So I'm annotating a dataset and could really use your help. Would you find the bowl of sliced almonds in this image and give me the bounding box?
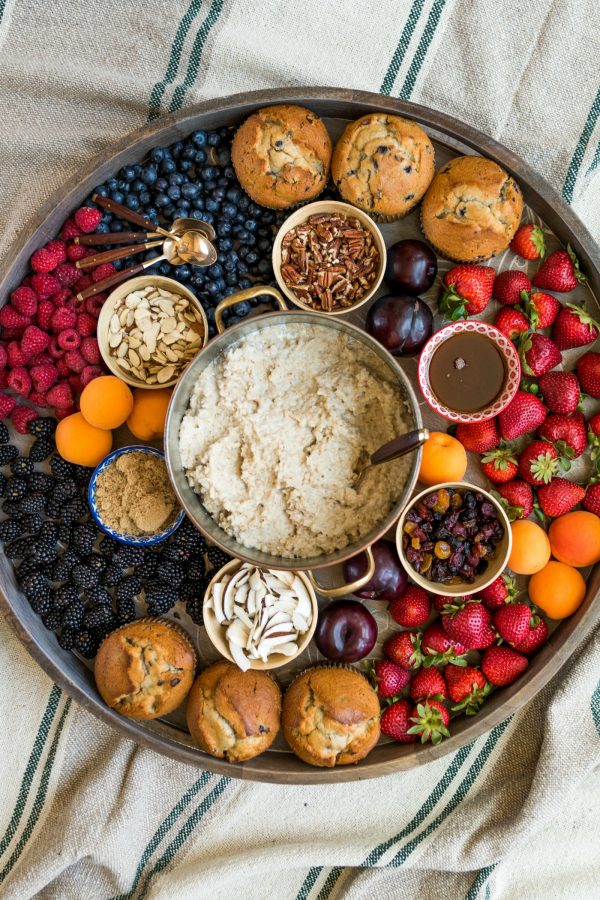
[203,559,318,671]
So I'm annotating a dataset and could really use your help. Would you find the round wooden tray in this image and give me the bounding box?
[2,87,600,784]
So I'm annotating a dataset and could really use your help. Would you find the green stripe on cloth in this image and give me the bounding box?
[315,867,344,900]
[563,86,600,203]
[465,864,497,900]
[586,142,600,176]
[399,0,448,99]
[169,0,225,113]
[0,697,72,883]
[296,866,322,900]
[0,685,62,860]
[591,680,600,736]
[148,0,205,120]
[379,0,426,95]
[0,1,5,22]
[112,771,214,900]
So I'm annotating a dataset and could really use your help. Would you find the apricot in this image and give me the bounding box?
[529,560,586,619]
[80,375,134,430]
[548,511,600,568]
[127,388,172,441]
[418,432,467,487]
[508,520,550,574]
[55,412,112,467]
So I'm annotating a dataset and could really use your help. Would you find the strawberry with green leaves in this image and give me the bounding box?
[522,290,561,329]
[498,390,547,440]
[421,622,468,667]
[407,699,451,745]
[494,602,533,644]
[482,646,528,686]
[519,332,562,377]
[537,477,585,517]
[494,307,529,341]
[587,412,600,462]
[446,664,491,715]
[380,699,417,743]
[371,659,412,700]
[455,419,499,453]
[538,411,587,459]
[383,631,422,670]
[475,572,517,610]
[533,245,586,292]
[510,224,546,260]
[493,270,532,305]
[481,445,519,484]
[576,351,600,398]
[409,667,447,703]
[517,440,562,485]
[552,304,599,349]
[440,265,495,319]
[538,371,581,415]
[495,479,534,520]
[511,610,548,655]
[441,600,495,650]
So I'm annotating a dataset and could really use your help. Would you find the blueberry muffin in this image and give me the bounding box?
[94,618,197,719]
[331,114,435,219]
[282,666,380,767]
[231,105,332,209]
[186,661,281,762]
[420,155,523,262]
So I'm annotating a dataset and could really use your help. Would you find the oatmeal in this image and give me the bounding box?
[179,323,413,558]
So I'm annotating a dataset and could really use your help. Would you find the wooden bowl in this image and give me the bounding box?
[396,482,512,596]
[97,275,208,389]
[271,200,386,315]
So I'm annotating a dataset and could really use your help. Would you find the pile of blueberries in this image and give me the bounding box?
[89,126,296,335]
[0,418,231,658]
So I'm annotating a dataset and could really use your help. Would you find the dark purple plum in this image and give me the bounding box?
[315,600,377,662]
[343,539,408,601]
[366,293,433,356]
[384,239,437,295]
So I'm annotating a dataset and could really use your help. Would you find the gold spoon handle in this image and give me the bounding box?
[75,240,163,270]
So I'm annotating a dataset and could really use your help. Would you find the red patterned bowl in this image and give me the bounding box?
[417,320,521,423]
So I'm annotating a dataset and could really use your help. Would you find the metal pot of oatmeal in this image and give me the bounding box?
[164,286,425,595]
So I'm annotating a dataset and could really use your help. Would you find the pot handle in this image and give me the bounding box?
[306,545,376,598]
[215,286,288,334]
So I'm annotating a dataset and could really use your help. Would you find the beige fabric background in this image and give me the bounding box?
[0,1,599,897]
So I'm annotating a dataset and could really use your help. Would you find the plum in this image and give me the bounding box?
[315,599,377,662]
[366,294,433,356]
[343,539,408,601]
[384,239,437,295]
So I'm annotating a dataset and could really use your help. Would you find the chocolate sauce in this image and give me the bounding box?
[429,332,506,412]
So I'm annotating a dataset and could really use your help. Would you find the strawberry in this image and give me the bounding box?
[583,483,600,516]
[442,601,495,650]
[533,245,586,292]
[493,307,529,341]
[538,411,587,459]
[498,390,547,440]
[522,291,561,330]
[552,304,599,349]
[407,699,450,745]
[10,286,38,317]
[380,699,417,743]
[588,412,600,462]
[475,572,517,610]
[517,440,561,485]
[455,419,499,453]
[409,667,447,703]
[576,352,600,398]
[511,611,548,655]
[388,585,431,628]
[371,659,411,699]
[74,207,103,234]
[496,479,534,520]
[537,477,585,517]
[480,446,518,484]
[0,392,16,418]
[11,405,38,434]
[446,664,491,715]
[421,622,468,667]
[482,646,528,685]
[494,602,532,643]
[440,265,495,319]
[20,325,51,361]
[493,270,531,306]
[510,224,546,260]
[383,631,422,670]
[519,332,561,377]
[537,371,580,415]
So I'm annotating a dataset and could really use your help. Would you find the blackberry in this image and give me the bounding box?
[52,550,80,582]
[42,610,62,632]
[28,417,57,437]
[185,558,205,582]
[0,445,19,466]
[61,601,85,630]
[19,493,46,514]
[44,497,62,519]
[115,575,142,602]
[1,500,24,517]
[50,480,77,504]
[88,553,108,574]
[73,630,97,658]
[61,497,88,523]
[87,585,113,607]
[116,597,136,624]
[173,519,207,553]
[112,545,145,568]
[83,606,116,630]
[72,564,100,589]
[72,523,99,555]
[10,457,34,477]
[28,472,55,493]
[206,546,231,570]
[156,559,184,587]
[0,518,25,542]
[135,554,158,579]
[52,585,80,609]
[0,422,9,442]
[33,538,59,565]
[180,580,199,603]
[50,455,75,480]
[5,537,34,559]
[99,536,120,557]
[104,563,125,586]
[57,628,76,651]
[0,472,6,497]
[5,477,29,502]
[29,437,55,462]
[57,523,74,546]
[73,465,94,486]
[161,543,193,563]
[40,521,58,542]
[18,557,50,578]
[185,596,203,626]
[21,571,51,604]
[21,513,44,535]
[30,592,52,615]
[145,584,178,615]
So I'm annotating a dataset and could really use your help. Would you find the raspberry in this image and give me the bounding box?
[45,240,67,265]
[50,288,72,308]
[11,287,38,317]
[74,207,103,233]
[0,305,30,330]
[66,243,90,262]
[50,308,77,332]
[80,365,103,387]
[0,392,17,418]
[80,337,101,364]
[91,263,116,283]
[31,273,60,299]
[30,363,58,392]
[0,372,8,388]
[76,312,96,336]
[48,337,65,359]
[11,405,38,434]
[7,367,32,397]
[84,295,105,318]
[0,346,6,370]
[56,405,76,420]
[21,326,51,361]
[64,349,85,372]
[54,263,80,288]
[46,381,73,409]
[31,247,59,273]
[35,300,55,331]
[68,374,83,394]
[28,352,53,367]
[56,357,70,377]
[7,341,25,368]
[57,329,81,351]
[29,390,50,407]
[61,218,82,239]
[74,275,92,293]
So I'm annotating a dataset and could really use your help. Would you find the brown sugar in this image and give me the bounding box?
[94,451,179,536]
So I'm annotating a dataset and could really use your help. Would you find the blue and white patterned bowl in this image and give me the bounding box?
[88,445,185,546]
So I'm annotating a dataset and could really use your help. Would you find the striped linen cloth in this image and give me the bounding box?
[1,1,600,897]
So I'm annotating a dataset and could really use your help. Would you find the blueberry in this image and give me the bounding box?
[167,185,181,201]
[161,158,176,174]
[182,145,196,160]
[169,172,184,186]
[122,166,136,182]
[246,250,259,265]
[96,222,110,234]
[191,200,205,213]
[180,160,192,173]
[202,212,214,224]
[111,220,123,232]
[245,218,258,232]
[257,258,271,275]
[107,177,119,191]
[142,166,158,184]
[203,165,218,180]
[181,182,199,199]
[125,195,140,210]
[155,193,169,208]
[192,130,207,147]
[163,204,176,218]
[178,265,191,280]
[212,186,226,202]
[194,149,207,165]
[222,203,237,219]
[158,262,171,275]
[144,207,158,220]
[131,179,145,192]
[208,263,224,279]
[171,141,184,157]
[95,185,109,197]
[224,166,236,181]
[110,191,125,204]
[219,237,233,251]
[156,177,168,191]
[205,198,219,213]
[238,195,250,210]
[139,191,151,205]
[236,229,250,242]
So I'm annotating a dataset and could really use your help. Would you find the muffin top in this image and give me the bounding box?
[231,105,332,209]
[94,619,196,720]
[421,155,523,262]
[282,666,381,767]
[331,114,435,217]
[186,661,281,763]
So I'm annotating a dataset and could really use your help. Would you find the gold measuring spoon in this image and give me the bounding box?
[352,428,430,490]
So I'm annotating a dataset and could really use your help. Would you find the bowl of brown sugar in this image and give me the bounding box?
[88,446,185,545]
